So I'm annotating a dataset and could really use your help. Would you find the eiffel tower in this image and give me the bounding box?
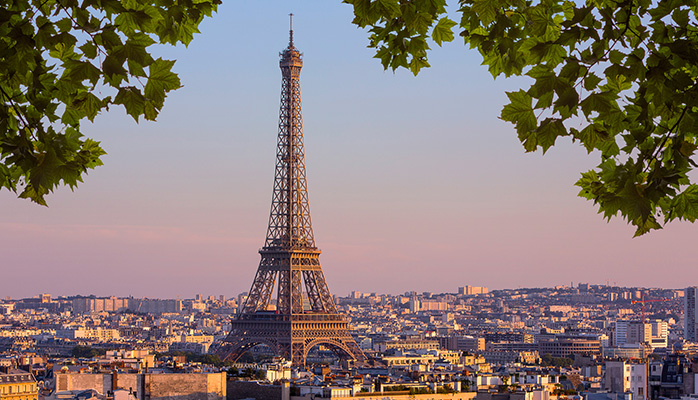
[215,16,365,366]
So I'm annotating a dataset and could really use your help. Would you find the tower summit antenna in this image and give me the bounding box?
[289,13,294,48]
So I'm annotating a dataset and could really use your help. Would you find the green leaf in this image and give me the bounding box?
[127,59,147,77]
[50,42,76,61]
[63,59,102,85]
[431,17,457,46]
[144,58,181,107]
[348,0,375,27]
[144,100,158,121]
[375,0,401,19]
[409,57,430,76]
[472,0,498,25]
[79,139,107,169]
[580,92,616,117]
[501,90,537,146]
[535,118,566,153]
[553,84,579,118]
[73,93,104,121]
[608,49,625,65]
[672,8,689,27]
[96,28,123,50]
[114,87,146,121]
[668,185,698,222]
[79,42,98,59]
[632,215,662,237]
[409,12,434,35]
[575,124,608,153]
[583,73,603,91]
[19,183,49,206]
[103,54,128,83]
[56,18,73,33]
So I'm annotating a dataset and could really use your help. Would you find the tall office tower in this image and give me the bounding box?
[213,17,365,366]
[614,320,629,346]
[685,287,698,342]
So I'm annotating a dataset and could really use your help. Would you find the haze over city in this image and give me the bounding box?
[1,1,696,299]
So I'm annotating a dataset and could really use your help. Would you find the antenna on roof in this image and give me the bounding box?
[289,13,294,48]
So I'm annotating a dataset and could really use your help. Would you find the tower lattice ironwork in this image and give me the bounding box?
[215,16,366,366]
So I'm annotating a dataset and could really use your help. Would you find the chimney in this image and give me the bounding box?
[112,370,118,392]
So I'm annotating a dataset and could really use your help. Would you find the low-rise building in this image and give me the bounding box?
[0,369,38,400]
[604,361,648,400]
[55,371,226,400]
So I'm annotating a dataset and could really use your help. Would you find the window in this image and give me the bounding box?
[639,387,644,396]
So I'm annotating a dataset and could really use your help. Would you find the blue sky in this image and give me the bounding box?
[1,1,696,299]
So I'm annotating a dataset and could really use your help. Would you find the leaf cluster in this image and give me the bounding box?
[346,0,456,74]
[71,344,106,358]
[345,0,698,235]
[0,0,220,204]
[540,353,573,366]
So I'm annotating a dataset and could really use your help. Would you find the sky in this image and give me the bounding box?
[1,1,697,300]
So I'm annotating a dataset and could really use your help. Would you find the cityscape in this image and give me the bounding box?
[3,3,698,400]
[1,285,698,400]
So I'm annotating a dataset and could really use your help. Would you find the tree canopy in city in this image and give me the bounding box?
[0,0,220,205]
[345,0,698,235]
[71,345,105,358]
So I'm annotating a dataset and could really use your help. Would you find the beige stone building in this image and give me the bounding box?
[55,372,226,400]
[0,369,37,400]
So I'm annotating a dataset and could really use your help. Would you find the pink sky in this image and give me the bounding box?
[2,2,697,299]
